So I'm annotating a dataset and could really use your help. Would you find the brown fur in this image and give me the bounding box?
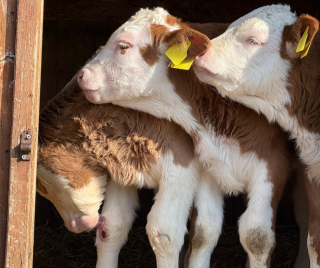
[140,15,214,66]
[140,44,159,65]
[280,15,320,266]
[281,15,320,133]
[38,78,194,189]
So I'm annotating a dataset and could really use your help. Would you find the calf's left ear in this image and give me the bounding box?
[165,25,211,59]
[283,14,319,59]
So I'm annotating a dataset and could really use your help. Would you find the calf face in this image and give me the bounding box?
[77,7,210,105]
[37,147,106,233]
[193,5,319,114]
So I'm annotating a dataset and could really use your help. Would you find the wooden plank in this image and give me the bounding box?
[2,0,44,267]
[0,0,17,267]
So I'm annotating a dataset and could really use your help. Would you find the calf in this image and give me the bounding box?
[37,76,201,268]
[77,8,296,267]
[193,4,320,267]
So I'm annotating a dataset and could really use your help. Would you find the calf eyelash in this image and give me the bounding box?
[249,38,262,45]
[119,42,130,49]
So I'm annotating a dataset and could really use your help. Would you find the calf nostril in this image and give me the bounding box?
[101,230,107,239]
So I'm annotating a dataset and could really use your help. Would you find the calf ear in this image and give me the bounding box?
[165,26,211,59]
[284,14,319,59]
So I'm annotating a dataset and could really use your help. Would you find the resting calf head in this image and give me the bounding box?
[194,5,319,117]
[37,86,107,233]
[77,7,210,105]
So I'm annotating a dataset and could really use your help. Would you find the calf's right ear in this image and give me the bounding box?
[283,14,319,59]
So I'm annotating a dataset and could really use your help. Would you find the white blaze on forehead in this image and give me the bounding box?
[107,7,180,46]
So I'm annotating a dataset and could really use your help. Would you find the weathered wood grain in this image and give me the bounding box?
[0,0,44,267]
[0,0,17,267]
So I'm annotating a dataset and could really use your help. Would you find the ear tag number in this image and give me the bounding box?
[296,26,309,53]
[165,41,191,65]
[171,59,194,70]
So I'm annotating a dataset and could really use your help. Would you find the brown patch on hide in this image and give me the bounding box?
[141,16,212,66]
[305,177,320,266]
[166,14,180,26]
[169,68,292,172]
[38,145,102,189]
[280,17,320,134]
[36,180,48,195]
[140,45,159,66]
[38,76,194,187]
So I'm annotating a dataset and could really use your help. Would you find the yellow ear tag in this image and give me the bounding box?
[301,41,312,58]
[296,26,309,53]
[165,40,191,65]
[171,59,194,70]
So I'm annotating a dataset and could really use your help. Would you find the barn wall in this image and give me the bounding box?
[37,0,320,226]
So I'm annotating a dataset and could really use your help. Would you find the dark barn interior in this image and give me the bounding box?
[34,0,320,267]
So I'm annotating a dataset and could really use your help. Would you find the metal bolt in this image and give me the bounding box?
[22,155,27,160]
[26,134,31,139]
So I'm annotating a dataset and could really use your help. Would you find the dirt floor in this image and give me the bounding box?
[33,223,300,268]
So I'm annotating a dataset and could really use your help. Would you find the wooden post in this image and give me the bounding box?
[0,0,44,267]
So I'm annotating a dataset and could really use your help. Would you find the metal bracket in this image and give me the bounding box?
[20,130,32,161]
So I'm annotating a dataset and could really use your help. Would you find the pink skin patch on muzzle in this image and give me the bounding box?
[96,215,109,242]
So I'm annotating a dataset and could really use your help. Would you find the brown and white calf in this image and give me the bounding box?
[77,8,297,267]
[193,4,320,267]
[37,76,201,268]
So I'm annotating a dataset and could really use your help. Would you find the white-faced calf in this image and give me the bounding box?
[193,4,320,267]
[78,7,298,268]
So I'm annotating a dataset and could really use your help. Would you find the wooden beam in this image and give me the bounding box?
[0,0,44,267]
[0,0,17,267]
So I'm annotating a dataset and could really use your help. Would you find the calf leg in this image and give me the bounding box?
[293,170,310,268]
[146,160,197,268]
[186,173,224,268]
[95,180,139,268]
[305,176,320,268]
[239,174,285,268]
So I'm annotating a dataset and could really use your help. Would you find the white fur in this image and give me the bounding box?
[146,152,199,268]
[96,180,139,268]
[37,165,107,221]
[308,233,320,268]
[78,7,283,267]
[187,171,224,268]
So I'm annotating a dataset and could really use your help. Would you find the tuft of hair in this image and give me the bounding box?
[124,7,169,31]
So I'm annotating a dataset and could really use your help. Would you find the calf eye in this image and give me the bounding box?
[249,38,262,45]
[119,42,130,49]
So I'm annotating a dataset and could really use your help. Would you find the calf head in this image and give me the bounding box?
[77,7,210,105]
[37,145,106,233]
[194,5,319,111]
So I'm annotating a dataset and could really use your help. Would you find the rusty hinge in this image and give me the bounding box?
[20,130,32,161]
